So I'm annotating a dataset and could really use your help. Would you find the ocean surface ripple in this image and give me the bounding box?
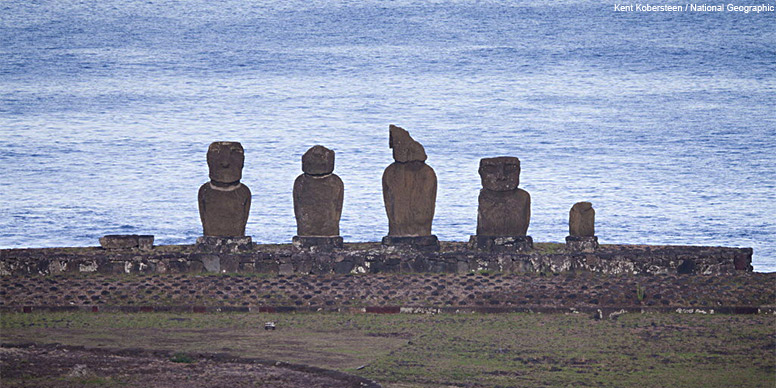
[1,0,774,271]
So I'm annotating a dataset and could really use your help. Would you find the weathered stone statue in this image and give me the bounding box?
[566,202,598,251]
[569,202,595,237]
[382,125,438,250]
[198,142,251,237]
[469,156,533,252]
[292,145,344,249]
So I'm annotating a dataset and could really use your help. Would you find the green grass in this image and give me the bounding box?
[533,242,565,254]
[169,352,195,363]
[2,312,774,387]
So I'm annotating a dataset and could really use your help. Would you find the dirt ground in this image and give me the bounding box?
[1,271,774,387]
[2,311,774,387]
[0,343,379,388]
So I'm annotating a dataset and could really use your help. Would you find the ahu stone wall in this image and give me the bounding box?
[0,241,753,277]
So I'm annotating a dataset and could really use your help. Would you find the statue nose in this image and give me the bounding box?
[220,160,230,168]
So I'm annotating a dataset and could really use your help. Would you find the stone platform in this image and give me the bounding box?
[0,272,773,314]
[0,241,753,277]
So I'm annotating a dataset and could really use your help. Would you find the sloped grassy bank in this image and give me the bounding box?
[1,311,774,387]
[2,264,773,387]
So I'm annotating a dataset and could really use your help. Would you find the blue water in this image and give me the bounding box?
[1,1,774,271]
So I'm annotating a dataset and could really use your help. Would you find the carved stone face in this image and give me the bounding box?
[207,142,244,183]
[302,145,335,175]
[479,157,520,191]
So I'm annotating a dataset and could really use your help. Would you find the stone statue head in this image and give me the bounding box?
[571,201,593,214]
[479,156,520,191]
[302,145,335,175]
[389,124,427,163]
[207,142,244,183]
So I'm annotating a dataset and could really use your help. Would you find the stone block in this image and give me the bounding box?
[220,255,240,273]
[99,235,154,250]
[334,260,354,274]
[456,260,471,273]
[238,261,256,272]
[97,260,126,275]
[312,254,335,274]
[278,263,294,275]
[677,259,696,274]
[381,235,440,251]
[187,260,204,273]
[292,236,343,250]
[565,236,599,252]
[469,235,533,252]
[195,255,220,272]
[167,260,189,273]
[195,236,253,253]
[255,261,279,274]
[733,248,753,271]
[295,256,313,274]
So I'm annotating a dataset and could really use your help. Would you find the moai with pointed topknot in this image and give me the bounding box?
[292,145,344,249]
[197,142,252,252]
[381,125,439,250]
[469,156,533,252]
[566,202,598,252]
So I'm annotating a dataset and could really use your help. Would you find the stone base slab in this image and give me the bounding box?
[0,241,754,276]
[292,236,343,250]
[566,236,599,252]
[469,235,533,252]
[381,235,439,251]
[99,235,154,250]
[195,236,253,253]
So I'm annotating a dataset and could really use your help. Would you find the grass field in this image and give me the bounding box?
[2,311,774,387]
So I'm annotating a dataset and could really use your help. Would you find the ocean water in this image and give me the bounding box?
[1,0,774,271]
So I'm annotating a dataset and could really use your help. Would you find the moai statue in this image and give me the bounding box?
[197,142,252,252]
[566,202,598,252]
[469,156,533,252]
[381,125,439,250]
[292,145,344,249]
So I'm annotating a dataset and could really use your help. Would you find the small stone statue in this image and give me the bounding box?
[566,202,598,251]
[569,202,595,237]
[198,142,251,237]
[470,156,532,251]
[382,125,438,250]
[292,145,344,249]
